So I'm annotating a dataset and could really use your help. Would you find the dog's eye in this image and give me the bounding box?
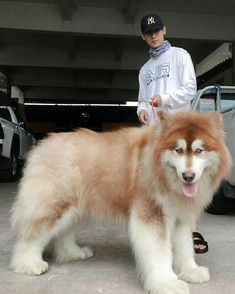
[195,148,203,154]
[175,148,183,154]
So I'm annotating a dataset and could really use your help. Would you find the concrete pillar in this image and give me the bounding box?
[11,86,25,119]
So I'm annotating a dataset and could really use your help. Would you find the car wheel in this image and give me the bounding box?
[206,186,230,215]
[2,150,19,182]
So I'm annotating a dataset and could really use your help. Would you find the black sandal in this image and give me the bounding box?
[192,232,208,254]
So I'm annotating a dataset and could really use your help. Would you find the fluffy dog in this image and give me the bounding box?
[11,111,231,294]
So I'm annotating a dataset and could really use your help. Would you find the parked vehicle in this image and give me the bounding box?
[0,121,4,158]
[192,85,235,214]
[0,106,35,181]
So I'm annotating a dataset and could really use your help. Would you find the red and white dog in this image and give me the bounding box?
[11,111,231,294]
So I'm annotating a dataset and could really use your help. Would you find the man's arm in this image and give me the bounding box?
[137,69,149,124]
[160,52,197,108]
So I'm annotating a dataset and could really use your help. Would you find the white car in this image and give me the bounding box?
[0,123,3,159]
[192,85,235,214]
[0,106,35,181]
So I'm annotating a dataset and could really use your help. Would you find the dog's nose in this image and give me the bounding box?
[182,172,195,182]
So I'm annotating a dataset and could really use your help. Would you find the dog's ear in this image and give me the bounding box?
[157,110,168,122]
[209,111,224,138]
[155,111,171,134]
[158,110,171,126]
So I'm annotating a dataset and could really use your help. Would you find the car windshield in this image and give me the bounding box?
[0,108,12,122]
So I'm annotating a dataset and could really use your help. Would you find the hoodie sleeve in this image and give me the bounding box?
[161,51,197,108]
[137,68,148,115]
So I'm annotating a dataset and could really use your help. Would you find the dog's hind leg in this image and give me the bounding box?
[11,233,51,276]
[11,205,84,275]
[53,225,94,263]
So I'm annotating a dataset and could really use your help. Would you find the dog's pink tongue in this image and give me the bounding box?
[182,183,197,198]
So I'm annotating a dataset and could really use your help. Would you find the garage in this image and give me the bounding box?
[0,1,235,293]
[0,0,234,135]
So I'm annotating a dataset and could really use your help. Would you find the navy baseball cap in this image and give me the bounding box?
[141,14,164,33]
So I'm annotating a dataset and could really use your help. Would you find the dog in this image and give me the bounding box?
[10,111,231,294]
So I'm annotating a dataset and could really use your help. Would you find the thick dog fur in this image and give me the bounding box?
[10,111,231,294]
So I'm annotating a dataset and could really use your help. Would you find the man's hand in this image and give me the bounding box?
[138,110,149,125]
[150,95,162,107]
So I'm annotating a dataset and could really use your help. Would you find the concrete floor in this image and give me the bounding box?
[0,181,235,294]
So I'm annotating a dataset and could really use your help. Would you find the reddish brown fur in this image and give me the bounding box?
[11,111,231,242]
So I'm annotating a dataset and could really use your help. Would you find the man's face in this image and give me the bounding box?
[142,26,166,48]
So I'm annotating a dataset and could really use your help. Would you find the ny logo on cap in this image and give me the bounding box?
[147,17,155,25]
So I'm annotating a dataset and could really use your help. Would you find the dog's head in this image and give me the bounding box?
[153,111,231,199]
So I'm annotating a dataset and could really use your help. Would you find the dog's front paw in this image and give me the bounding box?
[179,266,209,283]
[149,280,189,294]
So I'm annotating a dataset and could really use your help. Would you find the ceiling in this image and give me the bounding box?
[0,0,235,104]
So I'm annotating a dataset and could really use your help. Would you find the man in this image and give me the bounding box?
[137,13,208,254]
[137,13,196,124]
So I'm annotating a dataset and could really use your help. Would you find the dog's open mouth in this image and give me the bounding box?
[182,183,198,198]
